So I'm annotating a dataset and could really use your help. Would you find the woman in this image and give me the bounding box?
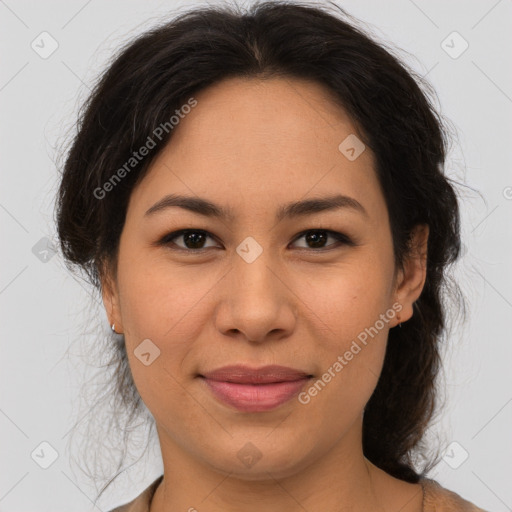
[55,1,488,510]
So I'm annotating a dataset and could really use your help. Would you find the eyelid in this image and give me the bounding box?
[291,229,354,248]
[158,229,220,251]
[157,228,355,252]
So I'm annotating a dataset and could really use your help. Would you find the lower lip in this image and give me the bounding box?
[200,377,311,412]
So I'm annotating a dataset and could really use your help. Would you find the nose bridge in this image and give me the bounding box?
[232,234,280,304]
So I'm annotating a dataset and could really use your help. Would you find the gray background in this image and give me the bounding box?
[1,0,511,510]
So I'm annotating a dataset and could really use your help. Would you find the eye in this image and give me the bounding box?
[159,229,220,251]
[158,228,354,252]
[290,229,354,250]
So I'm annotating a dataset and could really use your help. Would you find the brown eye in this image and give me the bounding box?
[291,229,354,250]
[158,228,354,253]
[160,230,219,251]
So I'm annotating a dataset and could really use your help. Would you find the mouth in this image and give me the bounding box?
[198,364,314,412]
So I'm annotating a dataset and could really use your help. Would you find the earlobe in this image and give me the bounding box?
[393,224,429,325]
[100,272,123,333]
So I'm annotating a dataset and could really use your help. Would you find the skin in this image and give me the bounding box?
[102,76,429,512]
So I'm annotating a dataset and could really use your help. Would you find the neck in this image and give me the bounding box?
[149,418,407,512]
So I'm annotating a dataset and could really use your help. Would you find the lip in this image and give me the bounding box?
[201,364,311,383]
[199,365,313,412]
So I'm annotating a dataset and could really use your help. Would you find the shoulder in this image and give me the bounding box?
[107,475,163,512]
[420,477,489,511]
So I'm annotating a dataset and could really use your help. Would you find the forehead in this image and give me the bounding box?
[128,76,384,226]
[168,76,364,164]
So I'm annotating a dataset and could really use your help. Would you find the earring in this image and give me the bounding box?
[111,323,116,333]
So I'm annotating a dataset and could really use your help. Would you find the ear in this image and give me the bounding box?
[392,224,429,326]
[100,265,123,334]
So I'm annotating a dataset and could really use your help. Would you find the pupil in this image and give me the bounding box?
[307,231,327,248]
[185,232,205,248]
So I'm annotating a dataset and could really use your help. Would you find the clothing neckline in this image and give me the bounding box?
[145,474,431,511]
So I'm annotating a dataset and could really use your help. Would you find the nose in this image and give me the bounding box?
[213,247,297,344]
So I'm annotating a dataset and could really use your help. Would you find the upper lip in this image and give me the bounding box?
[200,365,312,384]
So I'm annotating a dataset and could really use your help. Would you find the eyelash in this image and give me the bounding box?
[157,228,355,253]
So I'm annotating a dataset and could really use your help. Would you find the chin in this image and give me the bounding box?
[201,437,315,481]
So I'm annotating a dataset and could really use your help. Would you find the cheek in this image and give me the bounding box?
[292,257,394,341]
[117,257,205,423]
[297,284,391,428]
[291,258,393,396]
[117,252,218,348]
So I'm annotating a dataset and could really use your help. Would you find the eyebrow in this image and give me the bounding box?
[144,193,368,222]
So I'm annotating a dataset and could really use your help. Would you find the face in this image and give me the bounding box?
[102,77,428,480]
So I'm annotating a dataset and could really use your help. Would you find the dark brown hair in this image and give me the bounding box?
[55,0,465,501]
